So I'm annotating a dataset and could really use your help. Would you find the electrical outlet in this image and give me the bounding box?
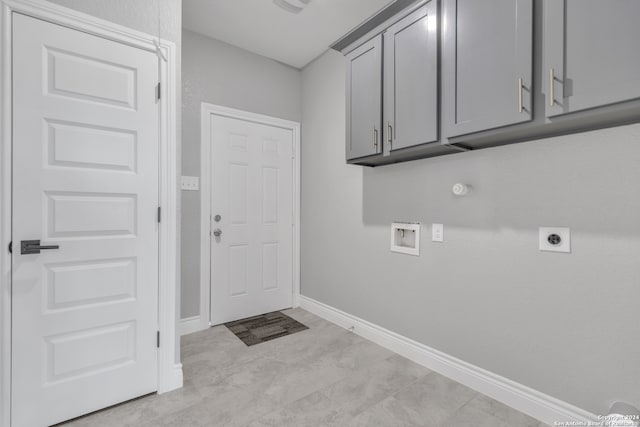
[181,176,199,191]
[539,227,570,253]
[432,223,444,242]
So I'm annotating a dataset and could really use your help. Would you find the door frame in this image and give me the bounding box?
[0,1,181,425]
[198,103,301,331]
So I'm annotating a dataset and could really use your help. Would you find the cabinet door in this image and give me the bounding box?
[346,35,382,160]
[443,0,533,138]
[383,2,438,153]
[544,0,640,117]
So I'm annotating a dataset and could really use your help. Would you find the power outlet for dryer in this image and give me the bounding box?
[539,227,570,253]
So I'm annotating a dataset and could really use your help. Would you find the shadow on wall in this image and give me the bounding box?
[362,123,640,236]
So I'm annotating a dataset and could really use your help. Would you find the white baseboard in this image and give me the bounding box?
[299,295,598,426]
[179,315,206,336]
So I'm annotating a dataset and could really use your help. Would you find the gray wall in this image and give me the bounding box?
[45,0,183,362]
[301,50,640,415]
[181,30,302,318]
[46,0,181,44]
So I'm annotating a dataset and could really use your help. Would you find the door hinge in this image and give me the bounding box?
[155,82,161,101]
[157,331,160,348]
[8,241,12,254]
[157,207,161,223]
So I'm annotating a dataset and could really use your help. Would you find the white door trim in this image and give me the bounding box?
[198,103,301,333]
[0,1,181,425]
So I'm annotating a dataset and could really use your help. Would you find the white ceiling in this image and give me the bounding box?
[183,0,393,69]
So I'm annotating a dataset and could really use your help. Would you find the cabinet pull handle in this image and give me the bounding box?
[373,127,378,150]
[387,122,393,147]
[518,78,524,113]
[549,68,555,107]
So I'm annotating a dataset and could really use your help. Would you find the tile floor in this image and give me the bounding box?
[63,308,547,427]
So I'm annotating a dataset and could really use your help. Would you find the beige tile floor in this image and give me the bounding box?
[63,308,547,427]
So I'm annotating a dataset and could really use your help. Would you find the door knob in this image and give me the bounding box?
[213,228,222,237]
[21,240,60,255]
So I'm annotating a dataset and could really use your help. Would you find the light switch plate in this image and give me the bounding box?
[539,227,570,253]
[432,223,444,242]
[181,176,199,191]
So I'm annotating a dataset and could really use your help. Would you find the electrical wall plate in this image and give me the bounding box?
[432,223,444,242]
[390,222,420,256]
[539,227,571,253]
[181,176,200,191]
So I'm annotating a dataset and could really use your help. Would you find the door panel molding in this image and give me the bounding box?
[198,103,301,333]
[0,1,180,425]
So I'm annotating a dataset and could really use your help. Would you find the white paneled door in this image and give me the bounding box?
[209,115,294,325]
[11,14,159,426]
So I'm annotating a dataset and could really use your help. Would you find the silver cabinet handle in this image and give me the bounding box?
[373,128,378,150]
[387,122,393,147]
[518,78,524,113]
[213,228,222,237]
[549,68,555,107]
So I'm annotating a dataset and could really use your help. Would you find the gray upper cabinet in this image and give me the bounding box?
[544,0,640,117]
[345,1,447,164]
[443,0,533,138]
[336,0,640,165]
[346,35,382,160]
[383,3,438,153]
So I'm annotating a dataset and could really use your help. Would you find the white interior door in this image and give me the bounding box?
[209,114,294,325]
[11,13,160,426]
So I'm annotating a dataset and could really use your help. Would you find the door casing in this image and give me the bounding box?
[0,1,181,426]
[197,103,301,334]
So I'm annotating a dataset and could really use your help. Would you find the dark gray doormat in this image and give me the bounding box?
[225,311,309,346]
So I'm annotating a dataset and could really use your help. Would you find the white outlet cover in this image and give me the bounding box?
[432,223,444,242]
[181,176,200,191]
[539,227,570,253]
